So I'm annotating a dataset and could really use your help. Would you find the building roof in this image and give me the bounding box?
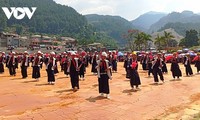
[43,36,52,40]
[61,37,76,42]
[32,39,40,42]
[31,35,41,38]
[20,36,28,40]
[0,32,19,37]
[88,43,102,46]
[41,40,52,43]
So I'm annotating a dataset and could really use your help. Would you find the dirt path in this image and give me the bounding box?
[1,62,200,120]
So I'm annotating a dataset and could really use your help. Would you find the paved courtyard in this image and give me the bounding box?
[1,62,200,120]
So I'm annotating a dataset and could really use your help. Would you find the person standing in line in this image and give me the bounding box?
[193,53,200,74]
[129,53,141,90]
[161,53,168,74]
[112,51,118,73]
[46,52,56,85]
[171,52,182,80]
[53,53,59,75]
[32,51,43,81]
[124,53,132,79]
[91,52,98,74]
[85,52,89,67]
[88,52,92,65]
[0,52,6,74]
[147,53,153,77]
[96,52,112,99]
[78,56,86,80]
[62,52,69,77]
[183,53,193,76]
[20,51,29,79]
[67,52,80,92]
[152,53,164,84]
[59,53,64,72]
[7,52,18,76]
[140,53,148,70]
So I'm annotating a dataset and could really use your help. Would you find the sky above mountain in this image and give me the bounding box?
[54,0,200,21]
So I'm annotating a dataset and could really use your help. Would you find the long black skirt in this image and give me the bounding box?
[63,63,69,75]
[112,61,117,71]
[171,63,182,78]
[195,61,200,72]
[70,73,79,89]
[47,70,55,82]
[0,63,4,73]
[162,63,168,73]
[98,74,110,94]
[91,63,97,73]
[130,69,141,87]
[32,66,40,79]
[126,68,131,78]
[54,66,59,74]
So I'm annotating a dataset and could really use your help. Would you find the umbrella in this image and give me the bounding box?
[117,52,123,56]
[165,55,173,61]
[192,56,199,62]
[183,48,189,52]
[188,52,196,56]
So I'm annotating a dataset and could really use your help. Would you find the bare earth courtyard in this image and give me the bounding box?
[1,62,200,120]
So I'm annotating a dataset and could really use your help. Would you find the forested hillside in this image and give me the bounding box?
[131,11,166,32]
[159,22,200,36]
[149,11,200,33]
[0,0,87,37]
[85,14,134,45]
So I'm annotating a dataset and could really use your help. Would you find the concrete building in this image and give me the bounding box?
[19,36,30,47]
[0,32,8,47]
[61,37,77,48]
[0,32,19,47]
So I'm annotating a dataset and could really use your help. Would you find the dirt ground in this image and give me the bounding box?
[1,62,200,120]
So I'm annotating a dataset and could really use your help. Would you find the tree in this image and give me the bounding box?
[154,35,165,52]
[168,39,178,47]
[0,0,87,37]
[124,29,140,51]
[179,38,186,47]
[124,30,152,51]
[179,29,199,47]
[163,31,174,48]
[141,32,152,51]
[0,15,7,31]
[164,31,174,48]
[16,25,23,35]
[134,33,143,50]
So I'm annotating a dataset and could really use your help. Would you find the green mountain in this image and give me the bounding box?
[0,0,87,37]
[159,22,200,36]
[131,11,166,32]
[85,14,134,45]
[149,11,200,33]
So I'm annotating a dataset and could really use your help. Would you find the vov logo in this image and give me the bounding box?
[2,7,37,20]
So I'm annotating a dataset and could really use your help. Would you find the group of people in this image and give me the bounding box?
[124,51,200,89]
[0,50,118,99]
[1,50,200,99]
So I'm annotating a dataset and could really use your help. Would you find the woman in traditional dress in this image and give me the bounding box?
[46,52,56,85]
[0,52,5,74]
[183,53,193,76]
[171,52,182,79]
[129,53,141,90]
[193,53,200,74]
